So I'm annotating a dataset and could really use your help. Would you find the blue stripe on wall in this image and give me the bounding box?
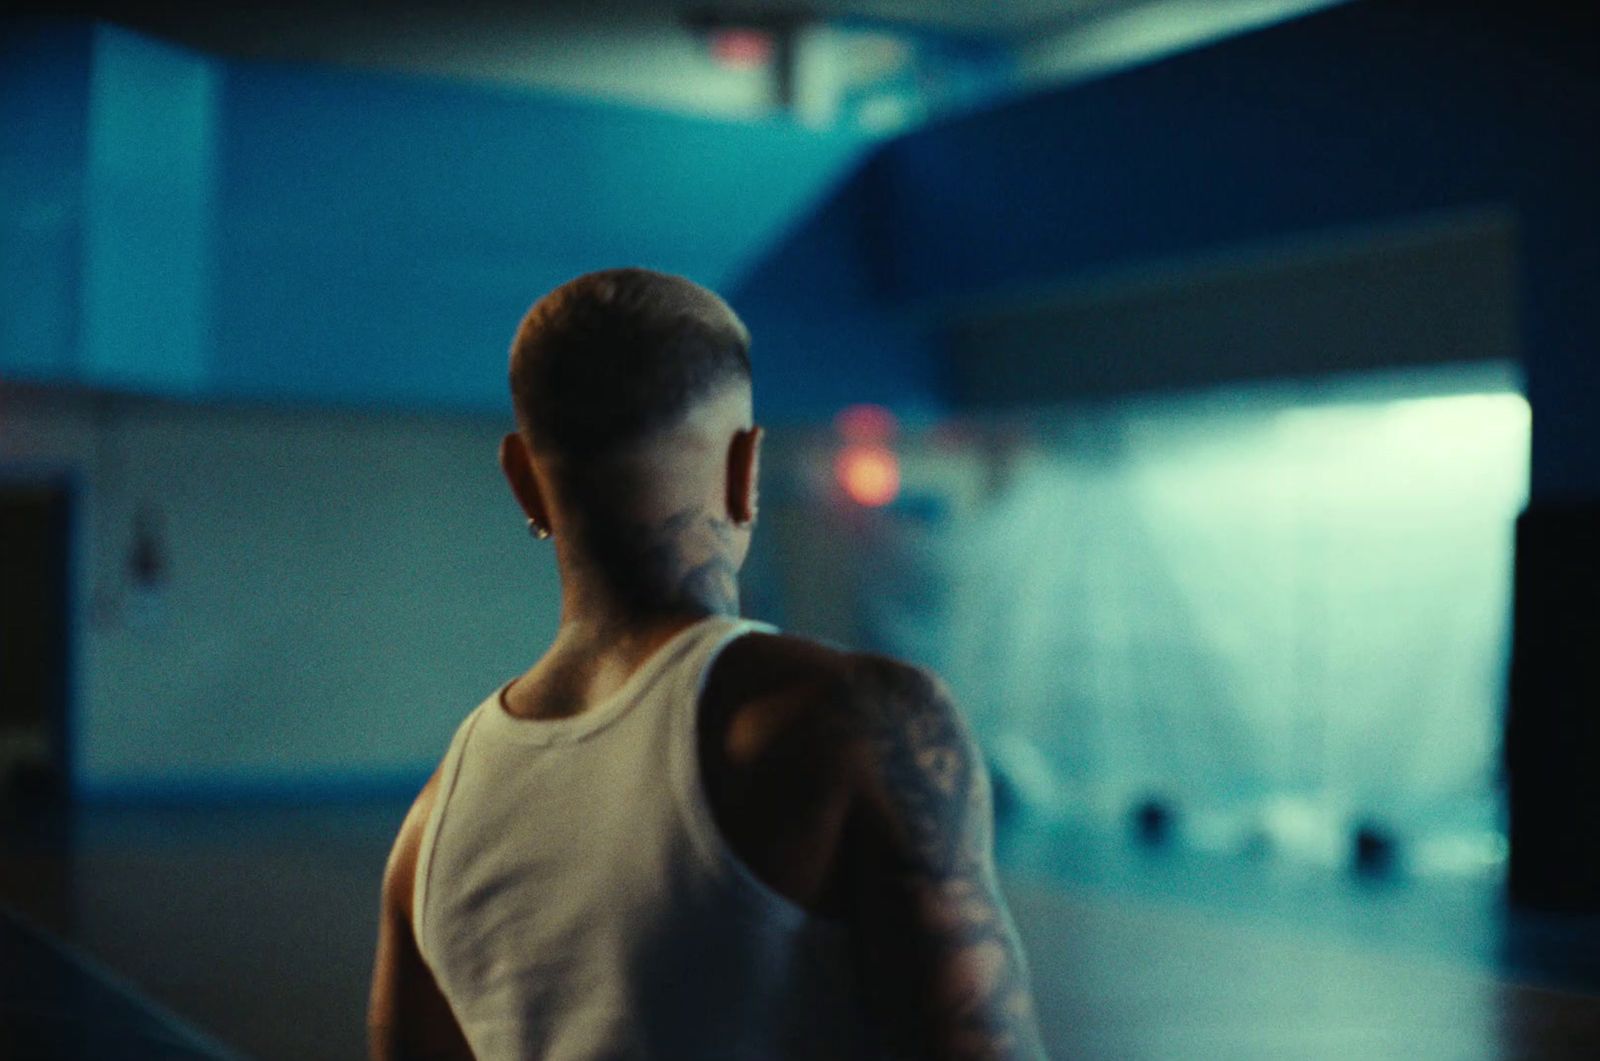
[76,765,437,805]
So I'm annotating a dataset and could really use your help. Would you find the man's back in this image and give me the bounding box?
[372,618,1044,1059]
[411,617,875,1060]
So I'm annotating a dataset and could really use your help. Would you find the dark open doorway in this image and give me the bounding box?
[0,479,73,809]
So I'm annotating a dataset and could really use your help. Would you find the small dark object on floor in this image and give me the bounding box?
[1352,820,1398,877]
[1132,797,1175,846]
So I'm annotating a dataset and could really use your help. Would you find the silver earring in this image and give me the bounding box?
[527,518,551,540]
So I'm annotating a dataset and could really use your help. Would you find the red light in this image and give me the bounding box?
[836,445,900,508]
[834,403,898,444]
[711,29,774,70]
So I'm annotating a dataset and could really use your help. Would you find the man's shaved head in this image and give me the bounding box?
[510,268,752,459]
[501,268,762,620]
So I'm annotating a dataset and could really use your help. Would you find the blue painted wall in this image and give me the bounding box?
[730,155,949,422]
[210,59,870,411]
[0,21,92,380]
[1,20,874,417]
[80,27,218,395]
[872,6,1521,304]
[10,8,1594,471]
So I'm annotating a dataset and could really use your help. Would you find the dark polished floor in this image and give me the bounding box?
[1,907,238,1059]
[3,798,1599,1060]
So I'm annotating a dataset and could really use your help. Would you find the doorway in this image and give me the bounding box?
[0,479,73,807]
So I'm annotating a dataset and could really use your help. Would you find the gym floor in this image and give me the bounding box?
[3,800,1599,1060]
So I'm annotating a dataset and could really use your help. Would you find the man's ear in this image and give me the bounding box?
[499,432,551,532]
[727,425,763,527]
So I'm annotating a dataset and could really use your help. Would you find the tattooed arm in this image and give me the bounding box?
[844,657,1047,1060]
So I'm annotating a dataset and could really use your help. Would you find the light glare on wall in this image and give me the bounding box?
[836,445,901,507]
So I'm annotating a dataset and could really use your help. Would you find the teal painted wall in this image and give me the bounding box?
[81,27,218,395]
[1,20,877,417]
[209,57,871,411]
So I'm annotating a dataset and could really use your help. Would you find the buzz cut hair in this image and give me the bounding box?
[509,268,752,459]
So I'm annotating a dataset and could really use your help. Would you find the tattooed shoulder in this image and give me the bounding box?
[847,655,992,880]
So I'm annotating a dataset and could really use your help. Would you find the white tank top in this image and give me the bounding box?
[413,616,879,1060]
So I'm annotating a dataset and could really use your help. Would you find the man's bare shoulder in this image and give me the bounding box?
[711,631,956,747]
[370,762,474,1060]
[381,764,447,923]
